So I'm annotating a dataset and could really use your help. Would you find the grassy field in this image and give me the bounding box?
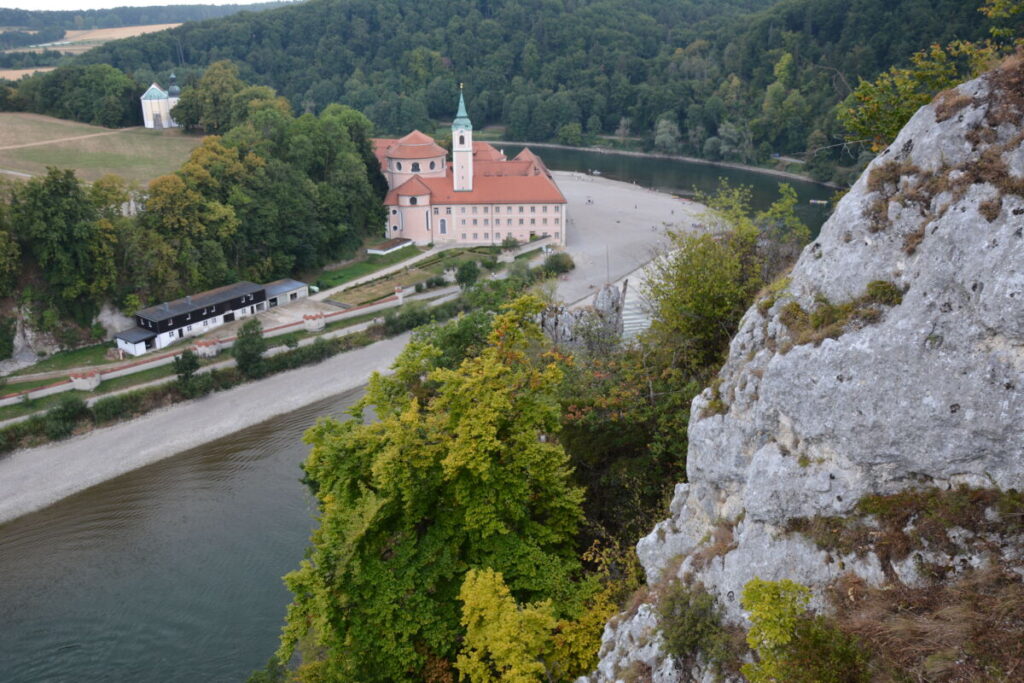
[0,113,203,184]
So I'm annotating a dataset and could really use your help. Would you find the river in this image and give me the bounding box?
[499,144,835,231]
[0,149,835,683]
[0,389,362,683]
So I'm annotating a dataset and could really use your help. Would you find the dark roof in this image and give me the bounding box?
[137,281,263,322]
[115,327,157,344]
[264,278,307,298]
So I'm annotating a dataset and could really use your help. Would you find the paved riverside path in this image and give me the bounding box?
[0,332,412,525]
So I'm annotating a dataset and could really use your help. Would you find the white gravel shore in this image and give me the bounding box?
[0,333,410,525]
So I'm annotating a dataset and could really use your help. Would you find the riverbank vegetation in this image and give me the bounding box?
[265,182,808,681]
[0,253,570,455]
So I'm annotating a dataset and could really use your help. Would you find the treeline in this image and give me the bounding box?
[66,0,993,183]
[0,27,64,50]
[0,64,384,341]
[0,50,66,70]
[0,64,142,127]
[0,3,292,31]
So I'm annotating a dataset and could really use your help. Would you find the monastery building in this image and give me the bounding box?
[374,92,566,246]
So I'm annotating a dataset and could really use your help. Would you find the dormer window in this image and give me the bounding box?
[411,162,420,172]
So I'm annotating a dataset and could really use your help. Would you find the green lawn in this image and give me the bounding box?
[10,342,114,376]
[1,376,69,395]
[93,364,175,394]
[0,390,89,422]
[316,245,424,289]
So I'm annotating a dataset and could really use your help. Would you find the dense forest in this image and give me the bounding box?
[59,0,995,183]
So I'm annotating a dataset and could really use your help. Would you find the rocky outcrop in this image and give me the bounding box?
[541,281,626,346]
[589,59,1024,681]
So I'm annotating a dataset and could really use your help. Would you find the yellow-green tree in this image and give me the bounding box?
[456,568,556,682]
[279,296,584,681]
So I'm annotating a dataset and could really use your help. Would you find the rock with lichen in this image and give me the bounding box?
[586,58,1024,681]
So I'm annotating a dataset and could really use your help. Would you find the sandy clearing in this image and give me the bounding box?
[0,333,410,526]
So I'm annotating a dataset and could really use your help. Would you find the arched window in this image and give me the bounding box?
[411,162,420,172]
[440,219,447,234]
[409,197,418,205]
[459,135,465,145]
[429,160,436,170]
[396,162,403,171]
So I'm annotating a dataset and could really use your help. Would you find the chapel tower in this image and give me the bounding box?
[452,87,473,192]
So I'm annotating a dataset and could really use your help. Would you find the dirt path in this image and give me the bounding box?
[0,129,130,152]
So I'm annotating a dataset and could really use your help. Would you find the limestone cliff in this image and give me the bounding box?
[589,59,1024,681]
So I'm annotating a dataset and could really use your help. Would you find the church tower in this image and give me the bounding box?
[452,87,473,192]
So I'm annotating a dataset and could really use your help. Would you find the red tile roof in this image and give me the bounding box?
[384,130,447,160]
[385,170,565,205]
[376,135,564,206]
[473,141,505,161]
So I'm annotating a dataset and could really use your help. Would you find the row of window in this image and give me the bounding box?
[460,217,557,226]
[393,160,438,172]
[432,204,556,215]
[459,231,560,240]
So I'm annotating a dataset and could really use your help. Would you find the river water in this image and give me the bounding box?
[0,150,835,683]
[0,389,362,683]
[499,144,835,231]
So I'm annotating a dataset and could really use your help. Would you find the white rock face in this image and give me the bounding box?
[588,64,1024,681]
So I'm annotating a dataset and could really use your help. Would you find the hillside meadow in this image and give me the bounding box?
[0,112,202,184]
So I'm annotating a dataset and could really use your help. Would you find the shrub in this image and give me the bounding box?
[543,252,575,275]
[501,235,520,250]
[44,394,88,440]
[91,392,139,424]
[0,317,15,360]
[455,260,480,289]
[741,578,868,683]
[180,372,214,399]
[864,280,903,306]
[233,319,266,379]
[658,583,737,672]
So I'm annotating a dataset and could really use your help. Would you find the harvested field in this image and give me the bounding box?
[3,23,180,55]
[0,66,55,81]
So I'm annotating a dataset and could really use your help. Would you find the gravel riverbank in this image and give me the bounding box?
[0,333,410,525]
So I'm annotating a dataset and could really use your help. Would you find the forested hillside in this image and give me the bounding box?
[73,0,992,182]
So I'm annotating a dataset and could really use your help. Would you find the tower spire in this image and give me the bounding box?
[453,87,471,131]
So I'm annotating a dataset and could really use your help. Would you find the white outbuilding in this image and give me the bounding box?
[140,73,181,129]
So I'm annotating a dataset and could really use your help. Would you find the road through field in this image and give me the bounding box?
[0,129,129,151]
